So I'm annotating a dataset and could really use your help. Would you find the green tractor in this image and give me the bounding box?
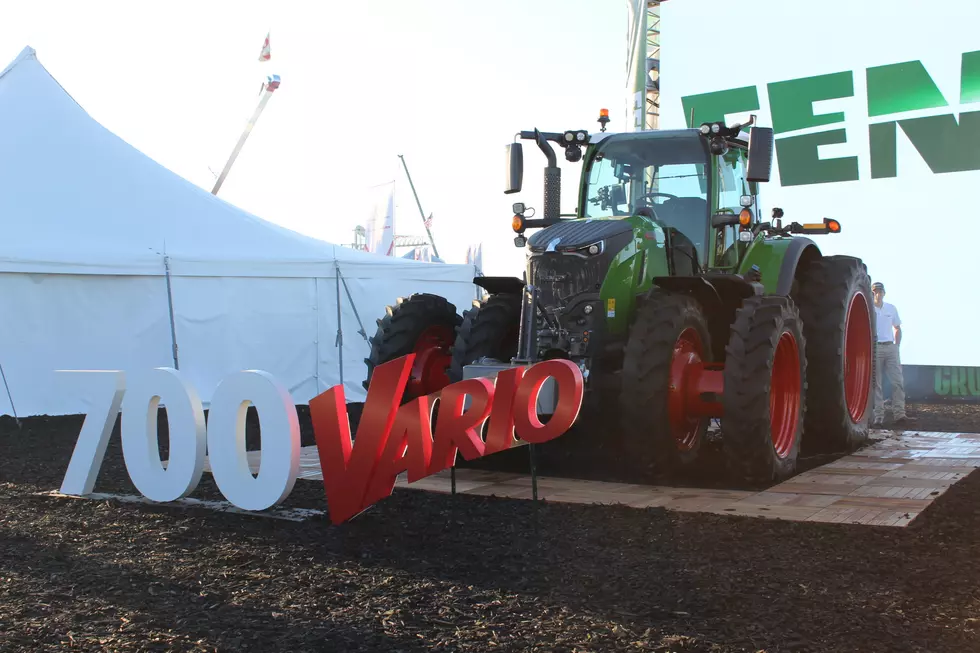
[363,112,876,485]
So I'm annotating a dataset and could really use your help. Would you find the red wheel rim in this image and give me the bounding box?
[667,327,705,452]
[770,331,801,458]
[407,324,455,398]
[843,291,873,422]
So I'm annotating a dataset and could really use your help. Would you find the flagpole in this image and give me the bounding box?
[211,31,278,196]
[397,154,439,259]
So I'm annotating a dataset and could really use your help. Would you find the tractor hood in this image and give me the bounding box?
[527,219,633,253]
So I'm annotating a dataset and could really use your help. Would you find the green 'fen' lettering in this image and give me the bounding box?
[681,49,980,187]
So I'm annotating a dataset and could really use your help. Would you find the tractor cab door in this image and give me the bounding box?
[634,162,710,275]
[713,148,752,269]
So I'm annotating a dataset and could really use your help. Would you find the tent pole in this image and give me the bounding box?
[337,267,368,343]
[314,277,321,393]
[163,255,180,369]
[334,262,344,389]
[0,359,20,429]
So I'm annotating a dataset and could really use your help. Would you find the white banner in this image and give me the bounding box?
[659,0,980,366]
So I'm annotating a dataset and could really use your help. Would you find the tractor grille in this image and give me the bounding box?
[527,252,606,310]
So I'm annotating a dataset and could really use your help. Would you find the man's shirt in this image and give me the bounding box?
[875,302,901,343]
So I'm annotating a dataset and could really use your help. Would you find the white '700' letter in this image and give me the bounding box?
[59,370,126,496]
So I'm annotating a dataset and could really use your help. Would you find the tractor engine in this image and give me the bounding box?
[522,219,634,369]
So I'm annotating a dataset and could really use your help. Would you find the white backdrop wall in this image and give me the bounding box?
[658,0,980,366]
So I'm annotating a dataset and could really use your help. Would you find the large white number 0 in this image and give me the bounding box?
[206,371,301,511]
[121,368,207,502]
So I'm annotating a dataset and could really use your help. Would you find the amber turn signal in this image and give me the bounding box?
[826,219,841,233]
[512,215,524,232]
[738,208,752,226]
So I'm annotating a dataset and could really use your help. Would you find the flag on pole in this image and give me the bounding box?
[258,32,271,62]
[424,213,433,229]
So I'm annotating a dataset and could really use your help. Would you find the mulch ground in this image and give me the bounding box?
[2,402,980,652]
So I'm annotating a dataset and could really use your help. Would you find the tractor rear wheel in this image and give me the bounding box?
[620,290,715,478]
[795,255,875,453]
[363,293,462,403]
[722,296,807,485]
[449,293,523,382]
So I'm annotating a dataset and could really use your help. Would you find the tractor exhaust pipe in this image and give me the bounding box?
[515,284,540,364]
[507,129,564,227]
[533,129,561,226]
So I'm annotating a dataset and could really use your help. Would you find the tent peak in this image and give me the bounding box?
[0,46,37,81]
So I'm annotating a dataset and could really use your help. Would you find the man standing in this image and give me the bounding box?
[872,281,911,426]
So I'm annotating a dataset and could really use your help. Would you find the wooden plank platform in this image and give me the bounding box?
[205,429,980,528]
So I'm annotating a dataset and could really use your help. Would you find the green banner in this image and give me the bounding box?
[893,365,980,403]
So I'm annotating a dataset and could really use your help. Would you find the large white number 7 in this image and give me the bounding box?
[59,370,127,496]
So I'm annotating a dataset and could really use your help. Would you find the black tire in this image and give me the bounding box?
[449,293,523,382]
[620,290,714,478]
[795,255,875,453]
[363,293,461,403]
[722,295,807,485]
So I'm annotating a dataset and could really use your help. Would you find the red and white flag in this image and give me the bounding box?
[424,213,433,229]
[258,32,271,62]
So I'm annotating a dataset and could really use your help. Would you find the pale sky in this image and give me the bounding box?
[0,0,629,276]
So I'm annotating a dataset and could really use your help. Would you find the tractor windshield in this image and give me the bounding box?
[582,131,710,256]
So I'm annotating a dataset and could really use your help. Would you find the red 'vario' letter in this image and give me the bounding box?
[428,377,494,476]
[310,354,413,525]
[482,366,524,455]
[512,359,584,444]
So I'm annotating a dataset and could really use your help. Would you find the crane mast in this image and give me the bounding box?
[625,0,663,132]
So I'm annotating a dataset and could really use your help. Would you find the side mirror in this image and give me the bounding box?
[505,143,523,194]
[746,127,774,183]
[608,184,627,206]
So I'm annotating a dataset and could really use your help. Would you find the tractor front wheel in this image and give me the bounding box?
[620,290,716,478]
[795,255,875,453]
[449,293,523,382]
[363,293,462,403]
[721,296,807,485]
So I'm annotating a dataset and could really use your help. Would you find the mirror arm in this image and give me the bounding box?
[533,129,557,168]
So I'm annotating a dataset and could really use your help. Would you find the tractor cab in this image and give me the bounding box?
[579,118,775,274]
[506,113,775,278]
[581,128,713,273]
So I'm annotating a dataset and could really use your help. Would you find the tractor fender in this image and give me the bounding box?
[739,237,822,296]
[774,237,821,296]
[474,276,525,296]
[652,274,757,311]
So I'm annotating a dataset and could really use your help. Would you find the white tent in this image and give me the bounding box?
[0,46,478,417]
